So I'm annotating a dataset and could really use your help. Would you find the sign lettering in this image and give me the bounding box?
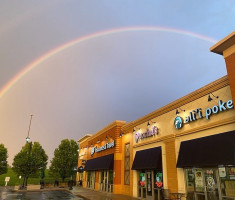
[174,100,234,129]
[135,126,158,143]
[91,141,115,156]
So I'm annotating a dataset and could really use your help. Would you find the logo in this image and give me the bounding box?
[90,141,115,156]
[135,126,158,143]
[173,100,234,129]
[174,116,183,129]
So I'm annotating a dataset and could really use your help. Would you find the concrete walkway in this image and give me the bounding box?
[71,186,139,200]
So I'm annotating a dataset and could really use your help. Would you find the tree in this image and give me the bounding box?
[49,139,78,182]
[0,144,8,175]
[12,142,48,187]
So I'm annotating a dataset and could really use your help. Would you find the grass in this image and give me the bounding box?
[0,168,19,186]
[0,168,75,186]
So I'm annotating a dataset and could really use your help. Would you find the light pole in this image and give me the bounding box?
[23,114,33,188]
[26,114,33,143]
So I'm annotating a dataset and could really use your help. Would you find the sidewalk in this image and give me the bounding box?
[70,186,139,200]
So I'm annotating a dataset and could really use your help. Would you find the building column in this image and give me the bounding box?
[210,32,235,105]
[164,138,178,193]
[113,153,122,194]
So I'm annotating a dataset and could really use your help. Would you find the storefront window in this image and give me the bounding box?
[101,171,104,183]
[124,143,130,185]
[186,169,195,191]
[184,167,235,200]
[87,172,91,188]
[154,170,163,189]
[204,169,217,191]
[109,170,113,184]
[194,168,204,192]
[219,166,235,198]
[139,171,146,187]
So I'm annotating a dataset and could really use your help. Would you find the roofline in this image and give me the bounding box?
[122,75,229,132]
[86,120,126,141]
[77,134,92,143]
[210,31,235,55]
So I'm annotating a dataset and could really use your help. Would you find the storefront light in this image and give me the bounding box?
[208,92,219,102]
[119,133,125,137]
[133,126,141,133]
[105,134,112,140]
[147,120,156,127]
[175,107,185,115]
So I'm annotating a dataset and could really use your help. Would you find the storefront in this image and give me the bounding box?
[177,130,235,200]
[120,32,235,199]
[76,32,235,199]
[84,153,114,192]
[132,146,163,200]
[76,134,91,187]
[122,75,235,199]
[77,120,128,194]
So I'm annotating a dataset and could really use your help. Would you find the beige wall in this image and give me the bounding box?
[127,82,235,195]
[132,85,234,147]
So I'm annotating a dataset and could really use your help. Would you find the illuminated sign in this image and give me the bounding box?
[174,100,233,129]
[91,141,115,156]
[135,126,158,143]
[174,116,183,129]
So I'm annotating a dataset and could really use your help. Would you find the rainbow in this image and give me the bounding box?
[0,26,218,99]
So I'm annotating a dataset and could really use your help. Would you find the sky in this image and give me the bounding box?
[0,0,234,166]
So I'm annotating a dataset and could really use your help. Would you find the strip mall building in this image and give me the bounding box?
[77,32,235,200]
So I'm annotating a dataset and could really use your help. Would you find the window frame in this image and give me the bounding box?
[124,142,130,185]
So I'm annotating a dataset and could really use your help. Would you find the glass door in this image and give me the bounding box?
[138,170,159,199]
[204,169,220,200]
[185,168,221,200]
[146,171,153,199]
[138,171,147,198]
[89,171,95,189]
[87,172,91,188]
[108,170,113,193]
[194,168,205,200]
[100,170,109,192]
[100,171,105,191]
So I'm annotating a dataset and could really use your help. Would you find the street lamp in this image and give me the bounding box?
[26,114,33,143]
[22,114,33,189]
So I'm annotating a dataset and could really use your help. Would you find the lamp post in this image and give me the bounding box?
[26,114,33,143]
[22,114,33,188]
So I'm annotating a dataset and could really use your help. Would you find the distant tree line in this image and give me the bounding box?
[1,139,78,187]
[0,144,8,175]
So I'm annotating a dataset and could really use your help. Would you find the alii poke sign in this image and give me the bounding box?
[135,126,158,143]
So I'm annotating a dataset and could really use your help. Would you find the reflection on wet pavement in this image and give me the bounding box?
[0,189,84,200]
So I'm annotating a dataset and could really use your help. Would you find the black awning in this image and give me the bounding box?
[132,147,162,170]
[84,154,114,171]
[177,130,235,168]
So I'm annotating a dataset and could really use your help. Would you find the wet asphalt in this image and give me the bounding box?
[0,187,84,200]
